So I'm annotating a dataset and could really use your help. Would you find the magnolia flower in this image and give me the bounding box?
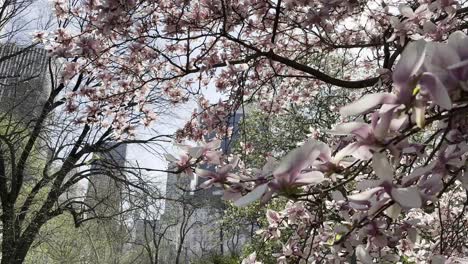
[165,152,194,176]
[183,140,222,165]
[403,139,468,197]
[399,4,430,22]
[330,111,397,160]
[348,153,423,210]
[233,141,328,207]
[195,157,239,188]
[341,38,460,128]
[356,244,374,264]
[270,140,328,191]
[32,30,48,43]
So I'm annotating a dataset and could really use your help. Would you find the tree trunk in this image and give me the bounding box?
[1,204,19,264]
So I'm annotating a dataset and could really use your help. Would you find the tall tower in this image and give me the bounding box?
[85,142,127,218]
[83,142,128,263]
[0,44,51,121]
[0,44,52,183]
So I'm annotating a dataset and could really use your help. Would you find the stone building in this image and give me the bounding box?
[0,44,51,121]
[83,142,129,263]
[85,142,128,218]
[0,44,52,183]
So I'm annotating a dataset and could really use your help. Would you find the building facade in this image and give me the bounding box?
[0,44,51,121]
[85,142,128,218]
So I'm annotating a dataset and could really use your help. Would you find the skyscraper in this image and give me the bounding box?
[0,44,51,121]
[85,142,127,218]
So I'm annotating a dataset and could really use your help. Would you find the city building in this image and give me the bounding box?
[0,44,51,121]
[85,142,128,218]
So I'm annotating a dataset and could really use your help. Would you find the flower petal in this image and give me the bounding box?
[333,142,359,163]
[195,168,215,178]
[356,245,373,264]
[234,184,268,207]
[399,4,414,18]
[419,72,452,109]
[330,122,371,138]
[448,31,468,60]
[391,187,422,208]
[273,141,327,180]
[340,93,397,117]
[372,152,393,183]
[348,187,383,204]
[295,171,325,185]
[393,40,427,86]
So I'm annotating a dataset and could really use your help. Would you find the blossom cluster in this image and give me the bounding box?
[170,31,468,263]
[43,0,468,262]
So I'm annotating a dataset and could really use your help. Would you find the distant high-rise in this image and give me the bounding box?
[85,142,127,218]
[0,44,50,120]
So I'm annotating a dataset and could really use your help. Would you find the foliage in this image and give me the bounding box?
[193,253,241,264]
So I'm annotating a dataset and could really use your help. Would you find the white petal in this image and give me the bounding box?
[195,168,215,178]
[329,122,369,135]
[199,178,215,189]
[419,72,452,110]
[393,40,426,85]
[332,142,359,163]
[385,203,402,220]
[356,245,373,264]
[423,21,437,33]
[348,187,383,203]
[402,163,436,186]
[188,146,204,158]
[234,184,268,207]
[399,4,414,18]
[206,139,221,149]
[372,152,393,182]
[295,171,325,185]
[164,153,178,162]
[391,187,422,208]
[340,93,397,117]
[273,141,326,177]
